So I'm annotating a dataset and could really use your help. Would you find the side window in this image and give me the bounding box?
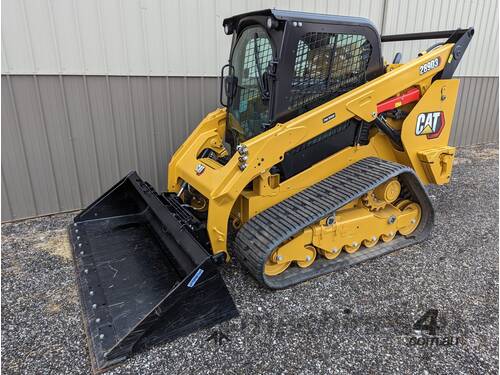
[289,32,372,112]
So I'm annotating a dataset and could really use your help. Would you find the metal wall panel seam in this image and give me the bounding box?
[469,78,488,145]
[19,0,37,72]
[179,0,188,76]
[183,77,190,139]
[159,0,169,74]
[471,78,490,145]
[140,0,152,75]
[159,1,174,160]
[456,78,474,146]
[470,78,490,144]
[1,34,10,74]
[81,75,103,193]
[105,75,122,180]
[195,0,203,76]
[200,77,206,116]
[456,0,475,76]
[464,77,480,145]
[461,78,479,146]
[485,79,498,141]
[471,0,491,76]
[46,0,63,73]
[489,90,499,140]
[453,78,470,146]
[355,0,363,17]
[487,82,499,140]
[59,75,84,206]
[448,80,457,145]
[380,0,388,35]
[1,167,14,219]
[465,0,483,76]
[489,80,500,140]
[96,0,109,74]
[140,3,159,187]
[471,77,487,144]
[482,0,499,77]
[479,78,497,143]
[450,78,465,146]
[494,104,499,140]
[213,0,220,74]
[476,78,495,144]
[474,0,494,76]
[33,74,62,211]
[459,78,476,146]
[479,0,496,76]
[164,77,175,159]
[71,0,87,73]
[126,76,140,170]
[119,0,132,75]
[146,76,160,188]
[5,74,38,213]
[457,79,471,146]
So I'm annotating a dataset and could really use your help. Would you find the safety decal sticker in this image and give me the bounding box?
[188,268,204,288]
[415,111,445,139]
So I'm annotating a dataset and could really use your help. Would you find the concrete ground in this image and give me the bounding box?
[2,143,498,375]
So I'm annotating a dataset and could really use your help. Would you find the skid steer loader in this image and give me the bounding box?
[68,9,473,372]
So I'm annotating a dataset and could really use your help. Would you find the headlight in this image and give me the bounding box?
[266,17,278,30]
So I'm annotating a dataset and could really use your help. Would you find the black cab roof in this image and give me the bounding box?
[223,8,380,35]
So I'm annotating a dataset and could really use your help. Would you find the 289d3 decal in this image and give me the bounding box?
[415,111,445,139]
[419,57,440,74]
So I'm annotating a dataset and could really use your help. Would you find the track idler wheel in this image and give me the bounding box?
[381,232,396,242]
[264,255,291,276]
[398,202,422,235]
[363,236,379,248]
[319,247,342,260]
[344,241,361,253]
[296,245,317,268]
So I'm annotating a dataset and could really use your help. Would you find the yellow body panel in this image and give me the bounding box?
[400,79,459,184]
[167,44,459,258]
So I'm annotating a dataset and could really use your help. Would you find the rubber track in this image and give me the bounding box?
[233,157,434,289]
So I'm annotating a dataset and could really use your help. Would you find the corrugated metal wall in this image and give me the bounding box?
[2,75,497,221]
[2,0,497,77]
[2,0,387,76]
[381,0,499,76]
[2,0,498,221]
[1,75,220,220]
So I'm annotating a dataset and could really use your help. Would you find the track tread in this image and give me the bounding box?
[233,157,434,289]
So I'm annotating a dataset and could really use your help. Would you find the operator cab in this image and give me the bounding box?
[222,9,384,142]
[221,9,384,178]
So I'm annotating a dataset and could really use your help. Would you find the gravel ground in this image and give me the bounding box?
[2,143,498,375]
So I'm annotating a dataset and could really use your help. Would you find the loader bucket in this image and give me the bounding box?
[68,172,238,372]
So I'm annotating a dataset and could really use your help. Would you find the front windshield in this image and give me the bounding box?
[228,26,274,143]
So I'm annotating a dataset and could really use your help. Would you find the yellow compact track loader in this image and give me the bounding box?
[68,9,473,372]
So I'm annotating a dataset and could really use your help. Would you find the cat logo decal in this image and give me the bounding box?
[415,111,445,139]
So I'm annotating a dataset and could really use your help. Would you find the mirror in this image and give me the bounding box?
[219,63,236,107]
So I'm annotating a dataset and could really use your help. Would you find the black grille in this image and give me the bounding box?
[289,32,372,112]
[278,119,358,180]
